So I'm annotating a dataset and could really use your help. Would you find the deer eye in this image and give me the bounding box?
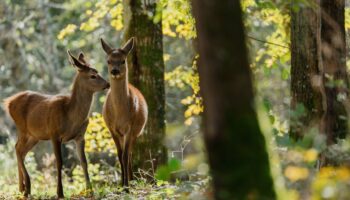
[121,60,125,65]
[107,60,111,64]
[90,75,97,79]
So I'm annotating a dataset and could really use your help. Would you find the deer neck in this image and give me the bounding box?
[68,75,94,123]
[110,73,129,110]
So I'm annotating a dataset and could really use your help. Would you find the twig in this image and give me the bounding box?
[247,35,290,49]
[149,150,155,177]
[44,3,70,10]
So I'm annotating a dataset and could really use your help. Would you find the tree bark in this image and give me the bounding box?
[192,0,276,199]
[290,1,324,139]
[123,0,167,175]
[321,0,348,144]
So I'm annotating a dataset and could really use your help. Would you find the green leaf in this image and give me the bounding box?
[155,158,181,181]
[281,68,290,80]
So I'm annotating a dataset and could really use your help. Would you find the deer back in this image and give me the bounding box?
[5,91,71,140]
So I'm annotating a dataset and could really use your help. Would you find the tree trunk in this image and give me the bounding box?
[321,0,348,144]
[123,0,167,175]
[290,1,324,139]
[192,0,276,199]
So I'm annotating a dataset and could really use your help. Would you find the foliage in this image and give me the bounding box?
[58,0,123,41]
[159,0,196,40]
[85,112,116,154]
[57,24,78,40]
[155,158,181,181]
[0,142,210,199]
[244,0,291,127]
[312,166,350,200]
[165,57,202,126]
[160,0,202,125]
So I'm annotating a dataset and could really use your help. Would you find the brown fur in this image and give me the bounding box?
[101,37,148,188]
[3,51,109,198]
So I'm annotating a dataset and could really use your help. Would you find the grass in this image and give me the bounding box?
[0,178,211,200]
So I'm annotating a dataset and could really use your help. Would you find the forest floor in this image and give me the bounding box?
[0,177,211,200]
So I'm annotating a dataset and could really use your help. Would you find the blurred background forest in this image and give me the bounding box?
[1,0,350,199]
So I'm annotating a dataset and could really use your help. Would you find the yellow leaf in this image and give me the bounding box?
[163,54,171,62]
[284,166,309,182]
[184,108,192,118]
[184,118,193,126]
[57,24,77,40]
[85,9,93,16]
[110,19,123,31]
[192,105,202,115]
[303,149,318,163]
[336,167,350,180]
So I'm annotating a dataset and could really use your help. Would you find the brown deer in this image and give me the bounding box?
[3,51,110,198]
[100,37,148,188]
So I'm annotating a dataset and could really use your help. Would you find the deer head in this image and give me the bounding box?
[100,37,134,80]
[67,50,110,92]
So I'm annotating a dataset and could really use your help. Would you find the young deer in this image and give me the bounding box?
[100,38,148,188]
[4,51,109,198]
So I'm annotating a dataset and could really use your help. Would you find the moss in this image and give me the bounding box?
[290,4,323,140]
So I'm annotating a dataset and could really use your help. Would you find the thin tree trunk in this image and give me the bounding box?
[321,0,348,144]
[123,0,167,175]
[192,0,276,199]
[290,0,324,192]
[290,1,324,139]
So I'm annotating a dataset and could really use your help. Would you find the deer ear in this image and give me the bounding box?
[122,37,134,55]
[67,50,86,70]
[78,52,86,63]
[78,52,87,64]
[100,38,113,54]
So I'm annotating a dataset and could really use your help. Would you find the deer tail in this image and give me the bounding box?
[3,92,27,120]
[3,95,16,119]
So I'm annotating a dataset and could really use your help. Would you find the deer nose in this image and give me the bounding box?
[104,82,110,89]
[111,69,120,75]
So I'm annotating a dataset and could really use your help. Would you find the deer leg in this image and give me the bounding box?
[52,139,64,198]
[123,135,133,188]
[128,138,136,181]
[123,132,134,187]
[111,133,124,186]
[15,141,25,193]
[15,136,38,197]
[128,154,133,181]
[117,141,125,187]
[75,138,91,190]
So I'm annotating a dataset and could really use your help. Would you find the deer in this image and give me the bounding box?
[3,51,110,198]
[100,37,148,189]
